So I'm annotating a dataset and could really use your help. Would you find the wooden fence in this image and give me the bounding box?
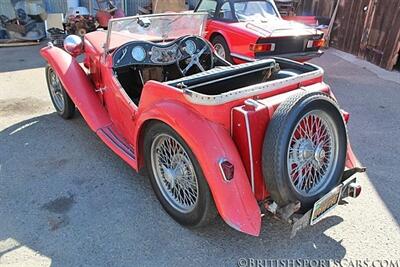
[300,0,400,70]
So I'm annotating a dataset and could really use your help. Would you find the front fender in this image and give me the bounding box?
[136,101,261,236]
[40,45,110,131]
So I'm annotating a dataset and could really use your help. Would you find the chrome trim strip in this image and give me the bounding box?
[183,65,324,105]
[237,107,255,193]
[99,127,135,160]
[230,53,256,62]
[257,51,324,60]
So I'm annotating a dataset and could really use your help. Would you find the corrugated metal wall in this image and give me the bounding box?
[41,0,123,14]
[125,0,151,15]
[0,1,15,18]
[43,0,66,13]
[1,0,200,17]
[41,0,152,15]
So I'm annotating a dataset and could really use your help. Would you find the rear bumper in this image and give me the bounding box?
[290,167,366,237]
[231,50,324,63]
[257,50,324,62]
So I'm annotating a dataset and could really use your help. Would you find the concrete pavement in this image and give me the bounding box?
[0,44,399,267]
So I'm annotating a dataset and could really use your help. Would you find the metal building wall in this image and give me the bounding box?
[42,0,122,14]
[124,0,151,15]
[43,0,67,13]
[0,1,16,18]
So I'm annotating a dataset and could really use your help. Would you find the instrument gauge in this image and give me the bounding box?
[131,46,146,62]
[185,40,197,55]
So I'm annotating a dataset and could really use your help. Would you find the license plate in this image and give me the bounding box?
[310,185,342,225]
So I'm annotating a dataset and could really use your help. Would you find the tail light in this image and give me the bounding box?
[219,159,234,181]
[341,109,350,123]
[307,39,325,48]
[348,183,362,198]
[249,43,275,53]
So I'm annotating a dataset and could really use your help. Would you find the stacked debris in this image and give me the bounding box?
[0,0,46,41]
[63,7,96,36]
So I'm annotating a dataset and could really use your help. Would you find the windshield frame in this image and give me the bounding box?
[105,12,208,54]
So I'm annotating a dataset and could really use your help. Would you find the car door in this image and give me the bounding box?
[99,59,137,146]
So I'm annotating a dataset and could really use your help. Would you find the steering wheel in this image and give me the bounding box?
[176,36,214,76]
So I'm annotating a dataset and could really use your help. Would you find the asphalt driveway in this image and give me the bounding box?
[0,44,399,267]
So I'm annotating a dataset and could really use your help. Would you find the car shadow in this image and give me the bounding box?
[311,52,400,227]
[0,113,347,266]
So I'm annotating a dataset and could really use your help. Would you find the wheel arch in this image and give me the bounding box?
[136,118,159,173]
[209,32,224,42]
[209,31,232,49]
[40,45,111,131]
[134,101,261,236]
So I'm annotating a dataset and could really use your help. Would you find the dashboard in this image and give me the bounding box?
[112,36,202,69]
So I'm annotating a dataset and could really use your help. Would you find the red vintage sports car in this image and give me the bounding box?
[195,0,325,64]
[41,13,364,236]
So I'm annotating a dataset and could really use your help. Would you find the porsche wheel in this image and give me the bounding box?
[262,92,347,211]
[211,35,233,63]
[144,122,216,227]
[46,66,75,119]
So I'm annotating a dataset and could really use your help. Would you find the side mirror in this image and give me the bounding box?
[64,35,84,57]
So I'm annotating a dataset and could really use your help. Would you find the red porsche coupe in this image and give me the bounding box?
[41,12,364,237]
[195,0,325,64]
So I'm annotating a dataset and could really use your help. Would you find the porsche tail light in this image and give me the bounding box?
[249,43,275,52]
[307,39,325,48]
[219,159,234,181]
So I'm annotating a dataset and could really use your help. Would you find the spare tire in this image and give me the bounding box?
[262,92,347,211]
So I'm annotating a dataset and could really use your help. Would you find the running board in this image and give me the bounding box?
[97,125,137,170]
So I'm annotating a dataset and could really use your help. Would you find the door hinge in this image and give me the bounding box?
[96,87,106,94]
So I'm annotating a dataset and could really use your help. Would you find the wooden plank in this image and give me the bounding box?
[364,0,397,66]
[326,0,340,47]
[348,0,369,55]
[333,0,352,51]
[329,0,342,47]
[380,3,400,69]
[359,0,376,58]
[342,0,357,52]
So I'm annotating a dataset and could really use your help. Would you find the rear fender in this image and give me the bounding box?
[345,143,358,169]
[40,45,110,131]
[135,101,261,236]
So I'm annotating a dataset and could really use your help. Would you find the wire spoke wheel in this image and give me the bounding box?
[150,133,199,213]
[48,68,65,112]
[287,110,339,196]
